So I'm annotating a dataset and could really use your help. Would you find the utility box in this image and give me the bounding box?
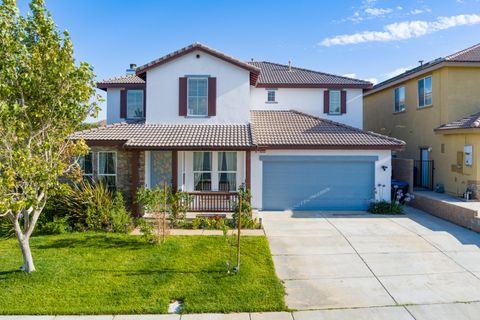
[464,145,473,166]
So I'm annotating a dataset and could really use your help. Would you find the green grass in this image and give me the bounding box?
[0,233,285,315]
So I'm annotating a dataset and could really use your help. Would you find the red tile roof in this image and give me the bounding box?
[71,122,252,149]
[250,110,405,150]
[446,43,480,62]
[97,75,145,90]
[249,61,372,89]
[72,111,404,150]
[370,42,480,92]
[435,111,480,131]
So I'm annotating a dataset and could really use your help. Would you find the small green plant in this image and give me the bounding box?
[136,218,158,245]
[37,216,70,235]
[167,187,192,228]
[232,184,258,228]
[136,186,168,244]
[368,200,403,214]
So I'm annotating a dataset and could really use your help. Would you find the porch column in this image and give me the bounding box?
[245,150,251,190]
[131,150,140,217]
[172,150,178,190]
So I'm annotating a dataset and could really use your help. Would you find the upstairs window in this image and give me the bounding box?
[394,86,406,113]
[126,90,144,119]
[418,76,432,108]
[267,89,276,103]
[329,90,341,114]
[188,77,208,116]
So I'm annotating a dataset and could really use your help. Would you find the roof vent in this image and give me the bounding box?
[288,60,292,72]
[126,63,137,75]
[418,60,424,66]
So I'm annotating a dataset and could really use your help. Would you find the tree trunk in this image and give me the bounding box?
[18,236,36,273]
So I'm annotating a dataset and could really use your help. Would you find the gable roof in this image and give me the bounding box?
[96,74,145,90]
[135,42,260,85]
[250,110,405,150]
[435,111,480,132]
[248,61,372,89]
[367,43,480,94]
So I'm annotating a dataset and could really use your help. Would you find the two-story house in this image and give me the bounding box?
[364,43,480,198]
[73,43,404,213]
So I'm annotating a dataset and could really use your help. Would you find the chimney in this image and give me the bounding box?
[418,60,424,67]
[126,63,137,75]
[288,60,292,72]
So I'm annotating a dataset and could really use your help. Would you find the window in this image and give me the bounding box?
[77,152,93,179]
[218,152,237,191]
[267,90,276,102]
[193,152,212,191]
[394,86,406,112]
[126,90,144,119]
[418,76,432,108]
[188,77,208,116]
[98,152,116,190]
[329,90,341,114]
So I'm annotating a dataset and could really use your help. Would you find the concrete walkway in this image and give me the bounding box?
[261,207,480,319]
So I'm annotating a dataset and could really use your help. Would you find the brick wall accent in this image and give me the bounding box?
[392,158,414,193]
[89,146,145,209]
[411,193,480,232]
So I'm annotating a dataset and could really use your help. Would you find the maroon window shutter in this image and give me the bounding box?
[340,90,347,114]
[179,77,187,116]
[323,90,330,113]
[120,89,127,118]
[208,77,217,116]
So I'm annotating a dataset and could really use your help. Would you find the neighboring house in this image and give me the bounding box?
[364,43,480,198]
[73,43,404,213]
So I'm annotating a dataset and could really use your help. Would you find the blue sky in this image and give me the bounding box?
[15,0,480,121]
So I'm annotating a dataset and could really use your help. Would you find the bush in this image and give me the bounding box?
[368,200,403,214]
[42,181,132,233]
[37,216,70,235]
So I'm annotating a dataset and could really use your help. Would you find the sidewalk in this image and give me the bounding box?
[3,302,480,319]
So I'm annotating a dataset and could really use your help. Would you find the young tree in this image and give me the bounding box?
[0,0,99,272]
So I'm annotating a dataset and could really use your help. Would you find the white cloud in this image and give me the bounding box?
[342,73,357,78]
[411,8,432,15]
[320,14,480,46]
[384,66,415,79]
[365,78,378,85]
[365,7,393,16]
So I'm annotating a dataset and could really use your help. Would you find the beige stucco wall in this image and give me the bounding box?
[364,66,480,197]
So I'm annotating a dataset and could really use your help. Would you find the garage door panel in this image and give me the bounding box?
[262,159,374,211]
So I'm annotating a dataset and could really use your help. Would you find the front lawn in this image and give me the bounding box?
[0,233,285,314]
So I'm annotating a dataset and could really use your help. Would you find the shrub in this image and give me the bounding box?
[167,187,192,228]
[41,181,132,233]
[37,216,70,235]
[232,184,258,229]
[368,200,403,214]
[136,218,158,244]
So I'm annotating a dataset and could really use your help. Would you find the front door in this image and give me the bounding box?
[420,148,430,187]
[150,151,172,188]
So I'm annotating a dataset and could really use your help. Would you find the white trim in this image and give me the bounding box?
[144,151,151,188]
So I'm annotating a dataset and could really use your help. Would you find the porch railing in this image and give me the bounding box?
[413,160,435,190]
[186,192,239,212]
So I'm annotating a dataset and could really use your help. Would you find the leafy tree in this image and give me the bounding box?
[0,0,99,272]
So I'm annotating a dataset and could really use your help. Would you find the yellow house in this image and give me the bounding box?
[364,43,480,198]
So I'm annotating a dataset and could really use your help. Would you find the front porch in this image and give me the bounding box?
[131,149,251,214]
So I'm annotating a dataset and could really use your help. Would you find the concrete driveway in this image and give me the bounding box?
[261,206,480,319]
